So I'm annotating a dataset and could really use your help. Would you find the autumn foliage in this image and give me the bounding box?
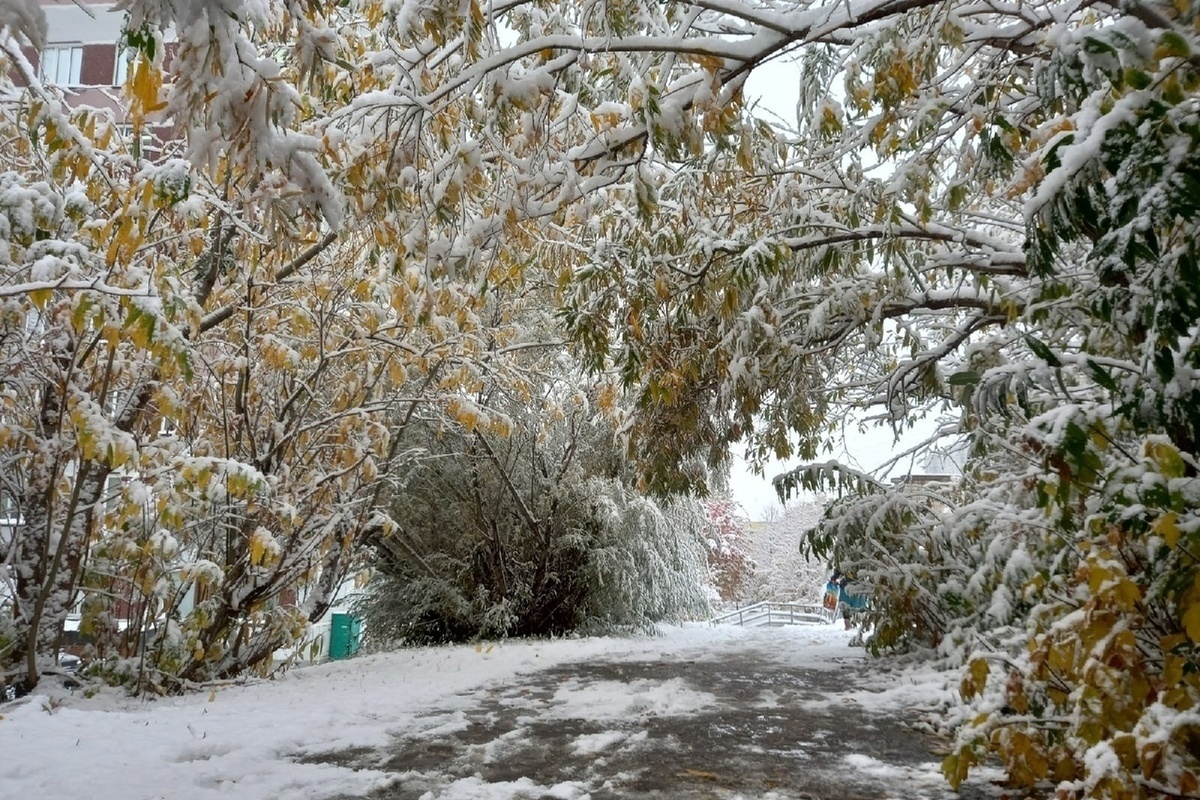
[700,498,754,602]
[4,0,1200,796]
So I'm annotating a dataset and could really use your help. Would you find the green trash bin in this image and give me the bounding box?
[329,613,362,660]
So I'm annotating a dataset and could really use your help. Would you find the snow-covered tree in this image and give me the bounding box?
[700,496,754,603]
[1,0,779,691]
[357,365,709,644]
[554,1,1200,796]
[2,0,1198,793]
[745,500,827,604]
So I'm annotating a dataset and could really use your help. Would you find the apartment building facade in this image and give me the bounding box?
[12,3,130,108]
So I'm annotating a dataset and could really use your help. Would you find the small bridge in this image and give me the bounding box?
[709,601,835,628]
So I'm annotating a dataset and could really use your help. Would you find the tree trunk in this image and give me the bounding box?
[11,462,108,691]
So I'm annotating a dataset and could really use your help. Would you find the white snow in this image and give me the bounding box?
[545,676,716,721]
[570,729,642,755]
[0,624,957,800]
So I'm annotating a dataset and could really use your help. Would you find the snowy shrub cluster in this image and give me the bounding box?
[356,381,710,645]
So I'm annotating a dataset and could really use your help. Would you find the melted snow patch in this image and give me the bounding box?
[547,677,714,721]
[571,729,642,755]
[419,775,591,799]
[841,753,997,799]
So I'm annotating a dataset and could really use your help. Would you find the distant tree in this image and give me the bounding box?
[700,497,754,603]
[744,500,827,603]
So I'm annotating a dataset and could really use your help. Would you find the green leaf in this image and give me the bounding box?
[1125,69,1152,90]
[947,371,981,386]
[1087,360,1119,392]
[1025,335,1062,367]
[1159,31,1191,60]
[1083,36,1118,56]
[1044,134,1076,172]
[1063,421,1088,461]
[1155,346,1176,382]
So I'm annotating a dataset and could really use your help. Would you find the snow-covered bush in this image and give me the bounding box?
[356,380,709,645]
[581,483,711,632]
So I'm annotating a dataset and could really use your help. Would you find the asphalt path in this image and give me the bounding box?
[311,638,1001,800]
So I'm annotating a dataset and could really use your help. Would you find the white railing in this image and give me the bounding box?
[709,601,835,627]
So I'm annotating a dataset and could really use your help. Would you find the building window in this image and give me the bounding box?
[114,46,131,86]
[40,45,84,86]
[103,473,125,512]
[113,124,157,158]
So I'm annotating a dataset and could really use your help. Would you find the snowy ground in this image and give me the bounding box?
[0,625,996,800]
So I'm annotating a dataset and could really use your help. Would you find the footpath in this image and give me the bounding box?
[314,636,1002,800]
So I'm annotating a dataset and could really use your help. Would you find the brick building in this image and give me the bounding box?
[10,1,176,129]
[12,3,128,111]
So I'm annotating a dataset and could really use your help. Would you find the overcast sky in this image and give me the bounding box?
[725,64,960,520]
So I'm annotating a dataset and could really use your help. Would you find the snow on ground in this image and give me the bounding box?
[0,624,958,800]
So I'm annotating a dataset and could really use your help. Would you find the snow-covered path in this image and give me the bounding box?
[0,625,997,800]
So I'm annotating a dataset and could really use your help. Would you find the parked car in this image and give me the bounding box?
[57,651,82,674]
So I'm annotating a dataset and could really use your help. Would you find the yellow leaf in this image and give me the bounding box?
[1053,752,1076,782]
[942,748,972,789]
[1155,512,1181,548]
[249,535,266,567]
[1113,734,1138,769]
[1147,440,1186,479]
[1112,578,1142,610]
[1182,770,1199,795]
[1184,603,1200,643]
[130,57,160,112]
[1141,742,1163,780]
[1088,563,1113,595]
[29,288,51,309]
[1164,685,1195,710]
[970,658,990,689]
[1163,633,1187,654]
[208,689,217,703]
[1048,642,1073,674]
